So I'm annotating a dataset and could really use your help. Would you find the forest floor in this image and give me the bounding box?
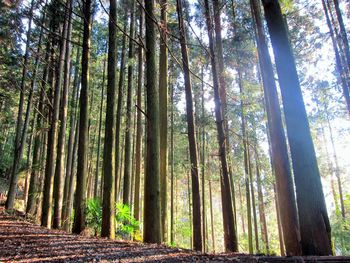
[0,207,350,262]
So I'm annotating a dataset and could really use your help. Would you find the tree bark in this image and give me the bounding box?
[72,0,92,234]
[143,0,161,244]
[133,1,144,224]
[159,0,168,243]
[101,0,117,239]
[176,0,202,251]
[251,0,301,255]
[262,0,332,255]
[123,0,135,206]
[203,0,237,252]
[53,0,72,228]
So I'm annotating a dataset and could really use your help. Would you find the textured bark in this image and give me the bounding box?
[159,0,168,242]
[251,0,301,255]
[53,0,72,228]
[133,1,144,223]
[41,1,68,227]
[274,184,285,256]
[101,0,117,239]
[94,50,107,199]
[115,14,128,202]
[170,82,174,244]
[143,0,161,244]
[123,0,135,206]
[262,0,332,255]
[72,0,92,234]
[6,0,35,210]
[62,47,80,231]
[203,0,237,252]
[176,0,202,251]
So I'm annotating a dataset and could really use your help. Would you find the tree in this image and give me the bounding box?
[203,0,237,252]
[176,0,202,251]
[72,0,92,234]
[159,0,168,242]
[262,0,332,255]
[250,0,301,255]
[143,0,161,244]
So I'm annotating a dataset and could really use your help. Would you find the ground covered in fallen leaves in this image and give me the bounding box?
[1,207,349,262]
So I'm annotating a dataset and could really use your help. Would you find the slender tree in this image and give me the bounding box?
[72,0,92,234]
[123,0,135,206]
[159,0,168,242]
[176,0,202,251]
[203,0,237,252]
[101,0,117,239]
[143,0,161,244]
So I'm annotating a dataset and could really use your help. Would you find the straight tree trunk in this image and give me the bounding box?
[62,47,80,230]
[115,14,128,202]
[176,0,202,251]
[262,0,332,255]
[72,0,92,234]
[170,81,175,244]
[251,0,301,255]
[101,0,117,239]
[6,0,35,210]
[94,49,107,198]
[41,2,68,227]
[321,0,350,114]
[123,0,135,206]
[159,0,168,242]
[53,0,73,228]
[133,1,144,223]
[143,0,161,244]
[203,0,237,252]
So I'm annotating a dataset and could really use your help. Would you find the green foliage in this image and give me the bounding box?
[85,199,139,239]
[331,194,350,255]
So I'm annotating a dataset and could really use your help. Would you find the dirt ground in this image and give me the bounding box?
[1,207,349,262]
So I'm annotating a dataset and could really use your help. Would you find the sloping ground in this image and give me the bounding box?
[0,208,349,262]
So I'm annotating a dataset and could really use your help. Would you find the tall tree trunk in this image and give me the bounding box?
[6,0,35,210]
[251,0,301,255]
[41,1,68,227]
[62,47,80,231]
[187,168,193,250]
[101,0,117,239]
[72,0,92,234]
[170,81,175,244]
[159,0,168,243]
[24,13,46,213]
[176,0,202,251]
[123,0,135,206]
[133,1,144,224]
[143,0,161,244]
[53,0,72,228]
[115,13,128,202]
[94,49,107,199]
[332,0,350,74]
[203,0,237,252]
[325,109,345,218]
[262,0,332,255]
[321,0,350,114]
